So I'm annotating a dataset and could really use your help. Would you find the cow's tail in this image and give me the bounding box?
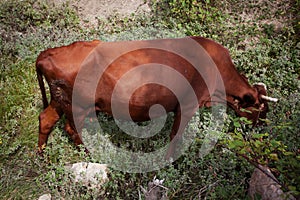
[36,62,49,109]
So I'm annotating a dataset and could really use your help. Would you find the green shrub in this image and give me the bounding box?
[151,0,224,36]
[0,0,80,59]
[0,0,79,32]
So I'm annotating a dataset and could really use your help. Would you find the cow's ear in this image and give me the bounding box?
[253,84,267,96]
[243,93,255,105]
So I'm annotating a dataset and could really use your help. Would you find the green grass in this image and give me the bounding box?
[0,0,299,199]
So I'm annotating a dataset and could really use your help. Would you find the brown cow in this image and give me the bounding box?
[36,36,277,157]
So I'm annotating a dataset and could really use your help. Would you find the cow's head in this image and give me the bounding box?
[230,83,278,126]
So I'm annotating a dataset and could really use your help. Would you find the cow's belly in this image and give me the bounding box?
[129,96,178,122]
[96,87,178,122]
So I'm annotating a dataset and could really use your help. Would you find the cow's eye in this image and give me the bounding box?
[243,93,255,105]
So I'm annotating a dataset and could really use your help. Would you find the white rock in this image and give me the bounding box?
[66,162,108,188]
[38,193,51,200]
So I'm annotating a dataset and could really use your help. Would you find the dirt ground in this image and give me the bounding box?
[48,0,151,26]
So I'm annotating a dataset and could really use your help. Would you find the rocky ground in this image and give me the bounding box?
[47,0,151,27]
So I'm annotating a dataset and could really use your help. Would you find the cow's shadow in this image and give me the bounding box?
[82,112,174,154]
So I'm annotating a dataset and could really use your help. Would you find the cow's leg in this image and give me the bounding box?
[166,104,198,160]
[64,119,84,146]
[38,101,62,152]
[64,107,90,153]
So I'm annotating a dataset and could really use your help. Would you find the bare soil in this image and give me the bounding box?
[47,0,151,27]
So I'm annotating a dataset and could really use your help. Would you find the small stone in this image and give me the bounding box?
[38,193,51,200]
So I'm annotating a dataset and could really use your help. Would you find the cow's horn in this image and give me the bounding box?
[254,82,267,90]
[261,95,278,102]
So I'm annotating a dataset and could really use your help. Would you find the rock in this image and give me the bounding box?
[38,193,51,200]
[66,162,108,188]
[249,165,296,200]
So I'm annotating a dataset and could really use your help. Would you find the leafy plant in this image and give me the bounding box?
[151,0,224,36]
[0,0,79,32]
